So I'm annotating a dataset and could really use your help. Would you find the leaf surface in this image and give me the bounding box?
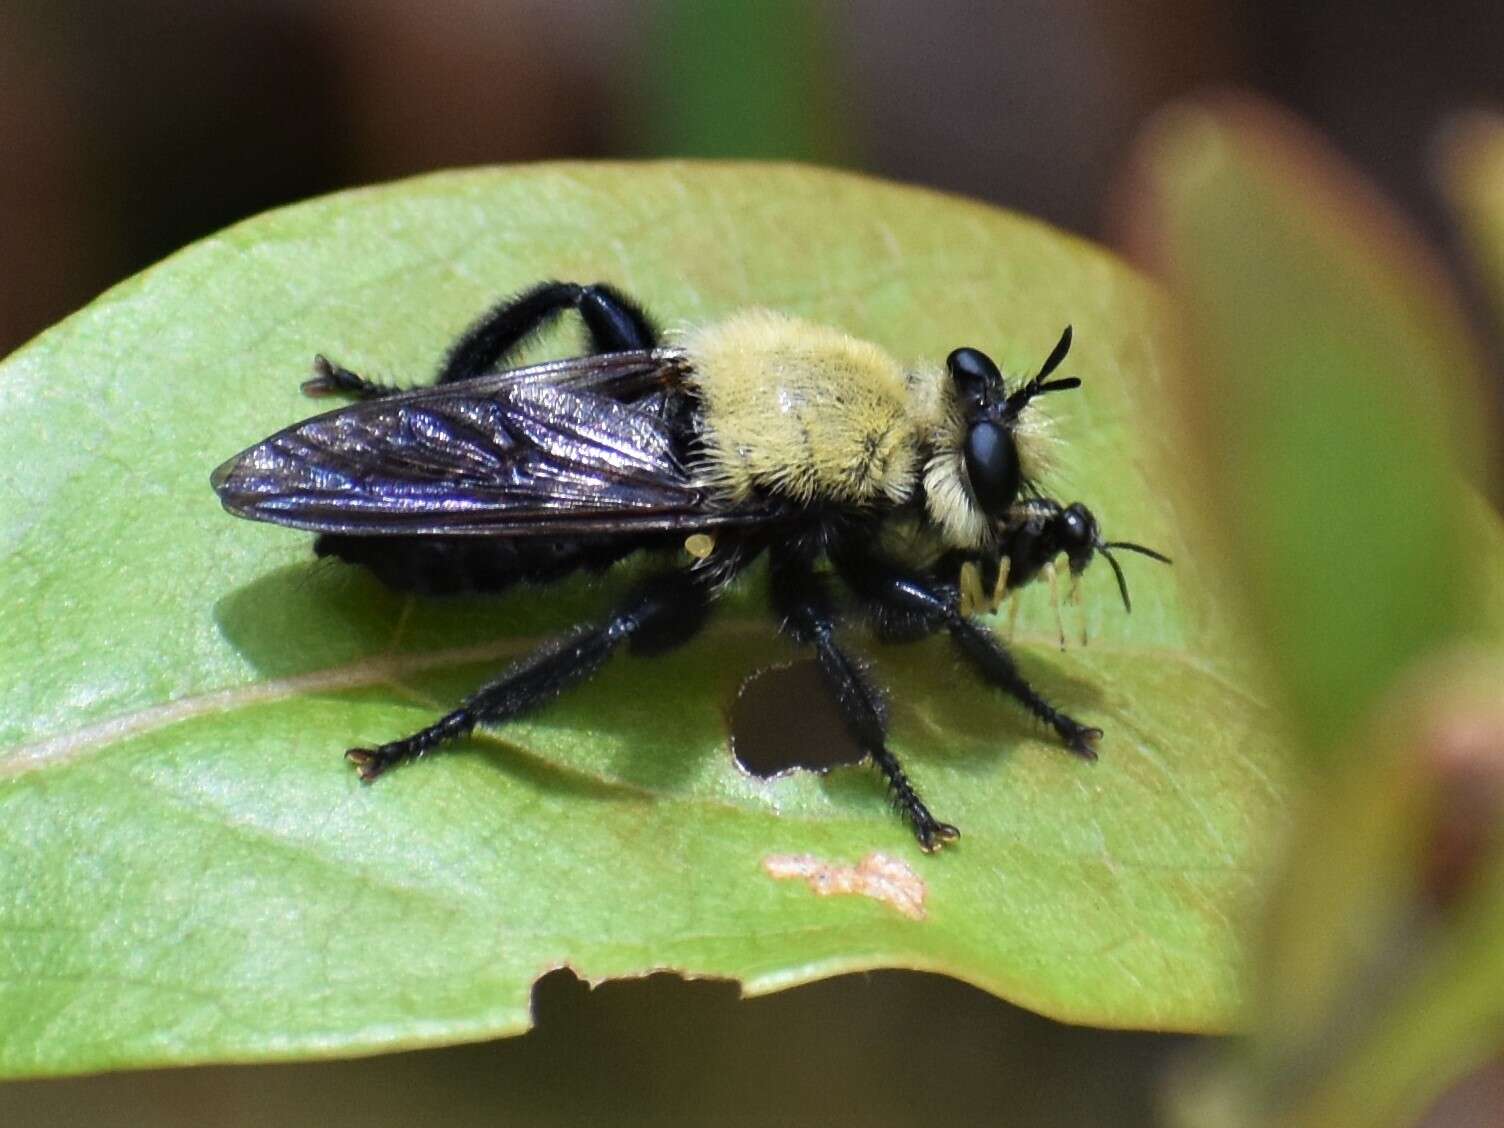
[0,162,1288,1076]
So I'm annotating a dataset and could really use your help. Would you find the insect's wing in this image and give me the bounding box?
[213,356,750,536]
[437,348,672,400]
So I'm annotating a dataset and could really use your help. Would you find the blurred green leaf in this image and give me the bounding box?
[1440,112,1504,343]
[1135,98,1504,1128]
[1132,98,1501,763]
[641,1,848,163]
[0,162,1287,1077]
[1170,659,1504,1128]
[1282,673,1504,1128]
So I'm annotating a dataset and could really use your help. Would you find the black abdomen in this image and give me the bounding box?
[314,534,644,596]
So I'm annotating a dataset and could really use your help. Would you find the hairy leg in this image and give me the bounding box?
[837,554,1102,758]
[303,280,660,399]
[769,544,959,851]
[437,280,659,386]
[347,570,714,779]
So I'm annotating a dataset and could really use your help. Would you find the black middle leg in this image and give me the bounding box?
[769,543,959,851]
[835,555,1103,759]
[346,569,715,780]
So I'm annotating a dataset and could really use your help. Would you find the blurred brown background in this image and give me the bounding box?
[3,0,1503,359]
[3,2,1502,1124]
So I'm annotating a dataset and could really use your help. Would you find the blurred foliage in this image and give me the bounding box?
[1133,100,1495,761]
[1133,97,1504,1127]
[639,0,849,163]
[1441,113,1504,347]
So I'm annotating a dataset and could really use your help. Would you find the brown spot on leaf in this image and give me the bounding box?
[762,851,928,921]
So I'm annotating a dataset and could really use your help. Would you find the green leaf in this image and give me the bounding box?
[0,162,1288,1077]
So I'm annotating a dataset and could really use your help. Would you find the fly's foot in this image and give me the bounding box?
[872,747,959,853]
[303,355,401,400]
[1056,718,1102,761]
[346,714,470,780]
[304,355,357,396]
[345,744,407,782]
[913,814,961,853]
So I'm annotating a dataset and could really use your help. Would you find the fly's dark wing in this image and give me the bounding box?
[212,352,763,536]
[431,349,672,399]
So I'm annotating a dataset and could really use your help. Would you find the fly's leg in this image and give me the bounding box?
[769,546,959,851]
[305,281,660,401]
[946,598,1102,758]
[301,354,405,399]
[1043,560,1067,651]
[838,559,1102,760]
[346,571,713,779]
[437,280,659,385]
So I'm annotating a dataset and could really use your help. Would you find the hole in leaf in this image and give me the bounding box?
[729,659,865,778]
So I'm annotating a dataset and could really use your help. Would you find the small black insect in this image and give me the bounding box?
[212,281,1170,850]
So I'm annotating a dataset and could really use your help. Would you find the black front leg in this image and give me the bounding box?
[838,562,1102,760]
[769,546,959,851]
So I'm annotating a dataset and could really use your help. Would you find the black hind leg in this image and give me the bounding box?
[437,280,659,385]
[303,281,660,400]
[301,354,403,400]
[346,570,715,779]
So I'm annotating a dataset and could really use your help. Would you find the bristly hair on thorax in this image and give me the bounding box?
[914,362,1062,552]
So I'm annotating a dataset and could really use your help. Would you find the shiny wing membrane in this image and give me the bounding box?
[211,350,759,536]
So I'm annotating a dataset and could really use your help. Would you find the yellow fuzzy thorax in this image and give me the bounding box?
[679,310,1062,554]
[681,310,926,506]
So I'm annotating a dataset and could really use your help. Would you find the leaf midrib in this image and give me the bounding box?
[3,616,1256,788]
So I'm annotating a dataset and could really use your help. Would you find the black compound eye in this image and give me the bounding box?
[963,420,1020,515]
[947,347,1001,406]
[1061,502,1094,548]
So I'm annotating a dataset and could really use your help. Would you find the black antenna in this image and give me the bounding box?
[1037,324,1074,380]
[1097,540,1174,613]
[1099,547,1133,613]
[1103,541,1173,564]
[1004,325,1080,418]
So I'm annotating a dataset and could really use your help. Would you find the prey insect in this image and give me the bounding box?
[212,281,1170,851]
